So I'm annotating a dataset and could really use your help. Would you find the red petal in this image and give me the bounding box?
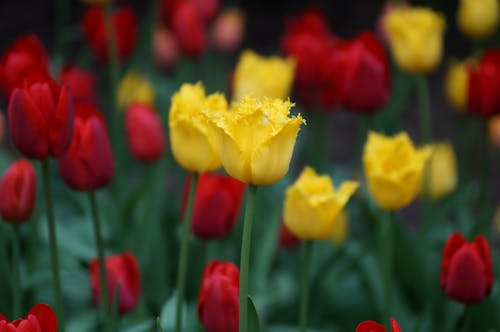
[472,235,494,295]
[441,232,467,287]
[28,304,57,332]
[390,318,401,332]
[356,321,386,332]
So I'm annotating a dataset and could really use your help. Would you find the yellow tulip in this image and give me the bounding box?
[384,7,446,74]
[457,0,499,39]
[205,96,304,185]
[444,59,470,111]
[169,83,227,172]
[363,132,431,210]
[117,71,155,109]
[283,167,358,240]
[423,142,458,200]
[233,50,295,101]
[330,211,348,246]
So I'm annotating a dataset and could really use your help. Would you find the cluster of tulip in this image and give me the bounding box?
[0,0,499,331]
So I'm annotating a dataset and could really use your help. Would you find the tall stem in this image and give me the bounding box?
[239,184,258,332]
[89,191,111,332]
[416,76,432,143]
[299,241,313,332]
[41,160,65,332]
[175,173,199,332]
[381,211,394,323]
[12,225,21,318]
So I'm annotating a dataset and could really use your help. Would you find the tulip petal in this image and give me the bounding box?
[472,235,494,293]
[50,86,73,156]
[390,318,401,332]
[355,320,386,332]
[28,304,57,332]
[213,125,249,182]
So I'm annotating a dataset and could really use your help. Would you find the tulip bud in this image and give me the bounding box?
[468,49,500,117]
[152,26,180,70]
[488,114,500,148]
[198,260,239,332]
[60,65,97,107]
[0,303,58,332]
[356,318,401,332]
[441,232,493,304]
[0,159,36,224]
[117,72,155,110]
[444,59,469,112]
[191,0,219,23]
[57,104,114,191]
[278,220,301,249]
[423,142,458,201]
[172,2,206,58]
[125,103,165,163]
[89,252,141,314]
[211,9,245,53]
[457,0,499,40]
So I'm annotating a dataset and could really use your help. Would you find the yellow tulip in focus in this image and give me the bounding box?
[444,59,470,112]
[488,114,500,149]
[423,142,458,200]
[283,167,358,240]
[383,7,446,74]
[205,96,304,185]
[330,211,348,246]
[457,0,499,39]
[169,83,227,172]
[363,132,431,210]
[233,50,296,101]
[117,71,155,109]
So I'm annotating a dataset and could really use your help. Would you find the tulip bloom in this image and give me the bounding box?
[233,50,296,101]
[283,167,358,239]
[169,83,227,172]
[468,50,500,117]
[0,34,49,99]
[57,104,114,191]
[198,260,239,332]
[8,73,73,160]
[152,26,180,70]
[356,318,401,332]
[171,1,207,58]
[323,31,390,112]
[211,9,245,53]
[125,103,165,163]
[183,173,245,239]
[457,0,499,40]
[117,71,155,110]
[0,303,57,332]
[441,233,493,304]
[206,97,304,185]
[0,159,36,224]
[60,65,96,106]
[384,7,445,74]
[423,142,457,201]
[363,132,430,210]
[444,59,469,112]
[81,5,137,63]
[89,252,141,314]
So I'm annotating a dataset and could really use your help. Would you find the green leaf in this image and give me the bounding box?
[159,292,186,331]
[248,296,261,332]
[122,320,155,332]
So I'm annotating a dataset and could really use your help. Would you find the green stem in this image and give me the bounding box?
[175,173,199,332]
[454,305,471,332]
[12,225,21,318]
[299,241,313,332]
[239,184,258,332]
[41,160,65,332]
[475,120,492,236]
[416,76,432,143]
[381,211,394,323]
[89,191,111,332]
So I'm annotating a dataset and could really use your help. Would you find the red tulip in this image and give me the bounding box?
[441,232,494,304]
[8,72,73,159]
[171,1,206,57]
[60,65,97,106]
[125,103,165,163]
[468,49,500,117]
[198,260,239,332]
[0,159,36,224]
[183,173,245,240]
[323,31,390,113]
[278,221,301,249]
[211,9,245,53]
[190,0,219,23]
[81,5,137,63]
[56,104,114,191]
[0,303,57,332]
[89,252,141,314]
[356,318,401,332]
[0,34,49,99]
[152,26,180,70]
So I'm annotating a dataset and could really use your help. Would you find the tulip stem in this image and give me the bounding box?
[175,172,199,332]
[12,225,21,318]
[41,159,65,332]
[89,190,111,332]
[381,211,394,324]
[454,305,471,332]
[299,241,313,332]
[239,184,258,332]
[416,75,432,143]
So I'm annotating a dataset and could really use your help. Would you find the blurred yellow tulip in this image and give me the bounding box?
[330,211,349,246]
[233,50,295,101]
[457,0,499,39]
[444,59,470,112]
[283,167,358,240]
[423,142,458,200]
[117,71,155,109]
[205,96,304,185]
[363,131,431,210]
[384,7,446,74]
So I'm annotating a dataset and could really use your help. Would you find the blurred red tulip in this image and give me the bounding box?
[441,232,494,304]
[323,31,390,113]
[125,103,165,163]
[8,72,73,159]
[198,260,239,332]
[81,5,137,63]
[468,49,500,117]
[56,104,114,191]
[0,159,36,224]
[356,318,401,332]
[171,1,206,57]
[0,34,49,100]
[191,0,219,23]
[211,9,245,53]
[90,252,141,314]
[278,220,301,249]
[183,173,245,240]
[152,26,180,69]
[60,65,97,106]
[0,303,57,332]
